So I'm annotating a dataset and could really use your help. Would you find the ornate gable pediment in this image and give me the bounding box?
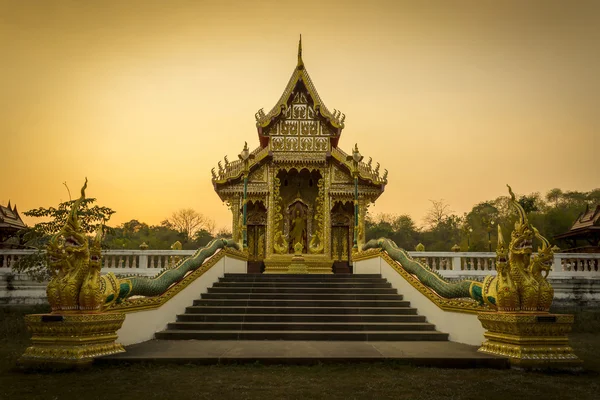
[248,164,267,182]
[332,163,352,183]
[266,84,332,153]
[255,37,346,150]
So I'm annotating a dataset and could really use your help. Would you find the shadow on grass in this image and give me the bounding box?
[1,305,599,400]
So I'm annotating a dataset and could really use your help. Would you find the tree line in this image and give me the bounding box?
[366,188,600,252]
[13,185,600,257]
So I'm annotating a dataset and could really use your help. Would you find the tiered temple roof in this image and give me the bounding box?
[212,37,387,201]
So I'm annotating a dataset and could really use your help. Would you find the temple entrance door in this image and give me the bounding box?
[331,226,351,274]
[247,224,266,273]
[246,200,267,273]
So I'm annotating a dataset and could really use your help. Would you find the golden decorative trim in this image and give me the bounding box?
[352,248,383,262]
[108,249,244,313]
[19,313,125,368]
[477,312,581,368]
[223,247,249,262]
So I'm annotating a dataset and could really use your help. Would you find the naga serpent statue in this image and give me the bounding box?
[46,179,240,313]
[363,185,555,312]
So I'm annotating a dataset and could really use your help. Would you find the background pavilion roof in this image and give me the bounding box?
[554,204,600,241]
[0,201,26,231]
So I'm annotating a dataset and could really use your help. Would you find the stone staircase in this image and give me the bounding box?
[155,273,449,341]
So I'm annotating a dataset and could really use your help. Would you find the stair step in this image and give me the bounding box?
[224,274,383,278]
[207,287,398,294]
[155,330,449,341]
[219,277,386,283]
[184,306,419,315]
[154,273,450,344]
[192,299,411,307]
[200,293,403,300]
[166,321,436,331]
[176,313,427,323]
[213,282,393,288]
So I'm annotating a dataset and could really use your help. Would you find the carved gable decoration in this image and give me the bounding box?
[332,164,351,183]
[248,165,266,182]
[267,86,332,153]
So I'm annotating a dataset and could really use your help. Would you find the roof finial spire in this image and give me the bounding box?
[297,34,304,69]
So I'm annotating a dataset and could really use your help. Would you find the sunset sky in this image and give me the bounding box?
[1,0,598,231]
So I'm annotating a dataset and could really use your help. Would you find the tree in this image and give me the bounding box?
[518,193,541,214]
[190,229,215,248]
[423,199,454,229]
[366,213,421,250]
[214,228,233,239]
[167,209,214,240]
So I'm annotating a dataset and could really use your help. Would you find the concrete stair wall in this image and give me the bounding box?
[155,274,449,342]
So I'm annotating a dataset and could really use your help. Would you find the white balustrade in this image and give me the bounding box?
[1,249,599,279]
[0,249,196,277]
[1,249,599,306]
[405,251,600,279]
[408,251,497,277]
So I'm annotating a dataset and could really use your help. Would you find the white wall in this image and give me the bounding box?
[355,256,485,346]
[117,254,245,345]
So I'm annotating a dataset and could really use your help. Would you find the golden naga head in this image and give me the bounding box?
[531,227,554,277]
[46,233,66,276]
[507,185,534,255]
[59,178,89,257]
[495,225,508,270]
[89,224,104,271]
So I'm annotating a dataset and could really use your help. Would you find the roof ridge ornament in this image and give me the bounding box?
[297,34,304,69]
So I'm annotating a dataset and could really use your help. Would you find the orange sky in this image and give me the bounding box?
[1,0,598,231]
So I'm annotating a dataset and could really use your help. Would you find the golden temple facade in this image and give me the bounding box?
[212,37,387,273]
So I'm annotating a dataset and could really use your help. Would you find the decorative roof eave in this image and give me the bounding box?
[330,146,388,187]
[211,145,270,187]
[553,226,600,240]
[254,36,346,134]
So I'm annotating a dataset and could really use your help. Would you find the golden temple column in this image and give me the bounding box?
[266,165,275,258]
[324,167,332,259]
[231,195,242,247]
[350,144,363,251]
[357,197,368,249]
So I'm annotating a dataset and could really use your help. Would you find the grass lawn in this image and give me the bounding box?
[1,306,599,400]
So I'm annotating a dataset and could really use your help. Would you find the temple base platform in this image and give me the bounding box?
[477,312,582,369]
[19,313,125,369]
[264,254,333,274]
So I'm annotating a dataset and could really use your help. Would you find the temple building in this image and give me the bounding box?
[212,38,387,273]
[554,204,600,253]
[0,201,26,247]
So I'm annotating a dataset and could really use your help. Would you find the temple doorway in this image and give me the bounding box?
[246,201,267,273]
[276,168,322,254]
[331,201,353,273]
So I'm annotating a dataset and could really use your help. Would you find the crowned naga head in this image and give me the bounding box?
[495,224,508,272]
[58,178,90,262]
[46,233,66,277]
[89,223,104,272]
[531,227,554,278]
[507,185,534,255]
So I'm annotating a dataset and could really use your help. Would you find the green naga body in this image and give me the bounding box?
[361,185,555,313]
[44,178,241,311]
[108,238,240,305]
[362,238,486,304]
